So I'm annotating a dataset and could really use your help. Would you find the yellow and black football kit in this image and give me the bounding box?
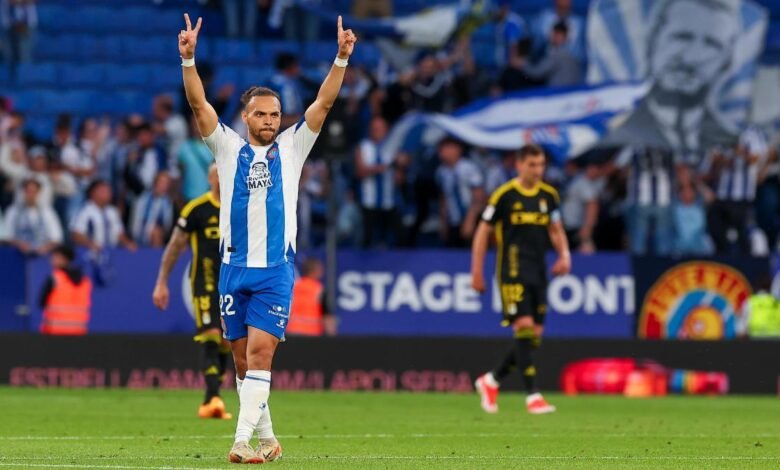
[177,192,221,333]
[482,179,560,326]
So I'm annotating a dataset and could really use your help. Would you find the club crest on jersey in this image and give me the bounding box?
[247,161,272,190]
[539,199,548,214]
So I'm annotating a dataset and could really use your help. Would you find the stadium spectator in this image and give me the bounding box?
[741,274,780,338]
[298,159,329,249]
[0,109,27,186]
[525,21,582,87]
[152,94,188,178]
[399,53,453,113]
[701,142,762,255]
[70,180,136,252]
[481,150,518,195]
[615,146,678,256]
[20,146,52,206]
[38,244,92,336]
[355,116,402,248]
[495,37,541,94]
[74,117,104,186]
[435,138,485,247]
[221,0,259,39]
[673,182,712,256]
[561,159,604,253]
[130,172,174,248]
[450,39,495,107]
[288,258,336,336]
[352,0,392,19]
[0,0,37,65]
[126,122,165,195]
[102,119,136,197]
[4,178,62,256]
[178,116,213,202]
[757,139,780,252]
[493,0,529,69]
[534,0,584,60]
[270,53,306,128]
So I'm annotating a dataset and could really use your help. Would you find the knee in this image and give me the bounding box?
[246,345,275,371]
[233,355,248,379]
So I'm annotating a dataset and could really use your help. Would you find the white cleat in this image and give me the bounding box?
[228,441,265,464]
[257,438,283,462]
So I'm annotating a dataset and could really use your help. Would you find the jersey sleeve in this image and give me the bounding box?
[546,186,562,224]
[481,188,505,225]
[177,200,200,233]
[202,121,243,163]
[280,117,319,169]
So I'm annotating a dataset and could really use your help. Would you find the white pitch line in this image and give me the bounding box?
[1,432,779,441]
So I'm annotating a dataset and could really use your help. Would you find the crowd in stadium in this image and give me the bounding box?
[0,0,779,258]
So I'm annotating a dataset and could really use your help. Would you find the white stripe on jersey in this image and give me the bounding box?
[203,119,318,268]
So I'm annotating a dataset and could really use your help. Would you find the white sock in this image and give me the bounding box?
[484,372,500,388]
[257,404,275,441]
[234,370,271,443]
[236,376,243,395]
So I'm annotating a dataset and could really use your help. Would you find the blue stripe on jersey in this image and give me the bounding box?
[230,143,255,267]
[374,143,384,209]
[266,142,285,265]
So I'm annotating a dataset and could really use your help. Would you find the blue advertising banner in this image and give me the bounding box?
[5,248,634,338]
[336,251,634,338]
[0,247,28,331]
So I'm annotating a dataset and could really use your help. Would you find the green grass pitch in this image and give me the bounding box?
[0,387,778,469]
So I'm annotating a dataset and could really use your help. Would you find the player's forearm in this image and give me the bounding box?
[182,66,208,110]
[314,63,347,113]
[549,223,571,259]
[471,223,491,276]
[156,234,187,284]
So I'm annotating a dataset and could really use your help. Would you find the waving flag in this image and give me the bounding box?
[384,82,651,162]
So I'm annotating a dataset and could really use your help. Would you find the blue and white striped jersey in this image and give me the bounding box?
[204,119,318,268]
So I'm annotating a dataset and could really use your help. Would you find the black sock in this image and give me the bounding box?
[202,341,222,403]
[514,337,538,394]
[492,347,516,382]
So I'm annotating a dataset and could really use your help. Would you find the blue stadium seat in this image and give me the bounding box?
[37,90,98,116]
[78,35,123,62]
[25,115,56,142]
[121,7,161,35]
[105,65,153,89]
[351,43,382,68]
[213,39,257,65]
[8,90,40,113]
[241,67,272,90]
[258,40,301,67]
[115,91,152,116]
[36,5,69,33]
[80,7,115,34]
[16,63,59,87]
[146,10,184,34]
[34,34,79,62]
[60,64,107,88]
[147,64,183,91]
[213,66,243,88]
[303,41,333,67]
[123,36,172,63]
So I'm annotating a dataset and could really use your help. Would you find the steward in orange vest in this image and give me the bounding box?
[288,258,335,336]
[39,245,92,335]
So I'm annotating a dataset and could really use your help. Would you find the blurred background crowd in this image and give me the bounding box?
[1,0,779,259]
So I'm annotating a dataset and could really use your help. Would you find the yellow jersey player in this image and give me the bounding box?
[153,164,232,419]
[471,143,571,414]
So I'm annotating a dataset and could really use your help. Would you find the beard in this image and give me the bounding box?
[249,127,279,146]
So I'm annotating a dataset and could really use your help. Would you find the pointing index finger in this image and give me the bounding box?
[337,15,343,33]
[184,13,192,31]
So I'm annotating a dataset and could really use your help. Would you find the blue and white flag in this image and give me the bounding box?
[588,0,768,156]
[274,0,488,48]
[384,82,651,162]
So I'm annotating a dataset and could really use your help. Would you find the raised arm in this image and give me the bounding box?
[179,13,219,138]
[304,15,357,133]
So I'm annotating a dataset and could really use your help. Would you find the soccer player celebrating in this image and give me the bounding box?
[178,12,356,463]
[153,164,232,420]
[471,144,571,414]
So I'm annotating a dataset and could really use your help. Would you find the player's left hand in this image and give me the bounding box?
[337,15,357,59]
[551,255,571,276]
[153,282,170,310]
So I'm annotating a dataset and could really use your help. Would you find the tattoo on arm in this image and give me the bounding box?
[156,228,189,284]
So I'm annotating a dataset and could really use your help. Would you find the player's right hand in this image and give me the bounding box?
[179,13,202,59]
[152,282,170,310]
[471,274,486,294]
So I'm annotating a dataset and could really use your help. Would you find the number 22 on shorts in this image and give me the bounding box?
[220,294,236,316]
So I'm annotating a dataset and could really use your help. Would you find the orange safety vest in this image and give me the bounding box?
[288,277,324,336]
[40,269,92,335]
